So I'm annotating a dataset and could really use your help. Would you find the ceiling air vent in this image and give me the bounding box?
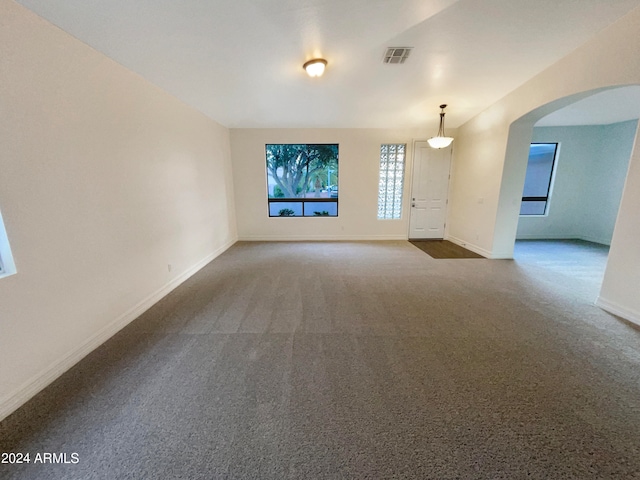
[383,47,412,64]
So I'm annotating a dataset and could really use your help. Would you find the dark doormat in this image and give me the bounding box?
[410,239,484,259]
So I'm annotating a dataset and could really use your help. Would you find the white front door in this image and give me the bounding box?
[409,141,452,239]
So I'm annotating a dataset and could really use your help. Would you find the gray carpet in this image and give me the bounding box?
[2,240,640,479]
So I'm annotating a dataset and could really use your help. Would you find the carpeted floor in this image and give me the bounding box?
[1,240,640,479]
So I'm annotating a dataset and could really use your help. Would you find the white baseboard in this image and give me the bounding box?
[579,235,611,246]
[595,296,640,328]
[515,234,610,246]
[0,238,236,422]
[445,235,493,258]
[238,234,407,241]
[515,233,579,240]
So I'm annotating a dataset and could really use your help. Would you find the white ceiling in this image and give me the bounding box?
[16,0,640,129]
[536,86,640,127]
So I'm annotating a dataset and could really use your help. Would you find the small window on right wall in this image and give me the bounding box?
[0,208,16,278]
[520,143,559,216]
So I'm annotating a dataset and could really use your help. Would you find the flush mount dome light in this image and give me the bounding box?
[427,104,454,149]
[303,58,327,77]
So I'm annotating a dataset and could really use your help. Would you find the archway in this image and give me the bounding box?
[492,85,640,260]
[493,85,640,317]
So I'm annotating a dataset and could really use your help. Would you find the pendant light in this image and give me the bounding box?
[427,104,454,149]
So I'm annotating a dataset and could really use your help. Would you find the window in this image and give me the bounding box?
[377,144,406,219]
[520,143,558,216]
[266,144,339,217]
[0,208,16,278]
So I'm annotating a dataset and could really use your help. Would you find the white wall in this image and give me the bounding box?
[516,121,636,245]
[586,120,638,244]
[448,4,640,323]
[0,0,237,420]
[230,128,434,240]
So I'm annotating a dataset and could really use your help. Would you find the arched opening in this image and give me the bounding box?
[495,85,640,304]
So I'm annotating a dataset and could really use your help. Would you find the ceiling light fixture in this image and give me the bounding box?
[427,104,454,149]
[303,58,327,77]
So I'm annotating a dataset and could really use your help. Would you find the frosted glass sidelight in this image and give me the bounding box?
[377,144,406,219]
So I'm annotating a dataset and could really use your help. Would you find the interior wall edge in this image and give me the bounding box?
[0,238,236,423]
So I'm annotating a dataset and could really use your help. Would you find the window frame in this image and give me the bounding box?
[520,142,559,217]
[265,143,339,218]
